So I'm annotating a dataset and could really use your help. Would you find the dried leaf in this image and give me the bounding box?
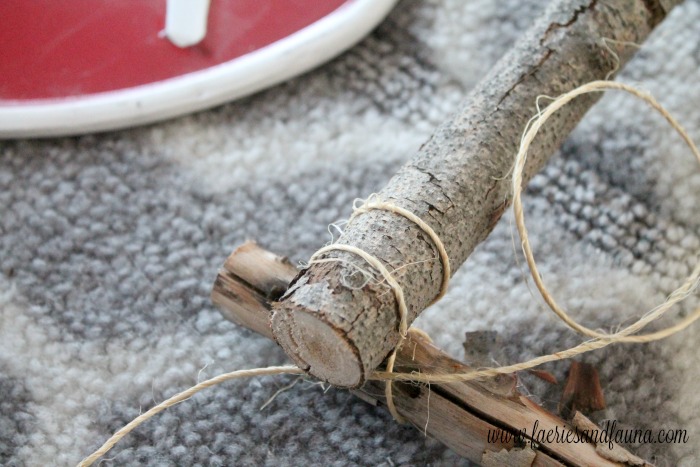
[463,330,505,367]
[559,361,605,418]
[463,330,516,397]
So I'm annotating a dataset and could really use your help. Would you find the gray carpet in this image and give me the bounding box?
[2,0,700,465]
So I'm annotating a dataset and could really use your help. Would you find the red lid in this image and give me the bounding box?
[0,0,349,100]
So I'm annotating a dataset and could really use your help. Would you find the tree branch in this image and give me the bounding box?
[213,242,648,466]
[270,0,683,388]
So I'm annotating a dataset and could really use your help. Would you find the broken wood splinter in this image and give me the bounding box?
[212,241,650,466]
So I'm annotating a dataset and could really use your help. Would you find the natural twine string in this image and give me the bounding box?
[79,80,700,466]
[77,366,305,467]
[376,81,700,383]
[514,80,700,343]
[349,195,452,305]
[309,195,451,423]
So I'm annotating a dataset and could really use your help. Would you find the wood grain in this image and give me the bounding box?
[212,242,643,466]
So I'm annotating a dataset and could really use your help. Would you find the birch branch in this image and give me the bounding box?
[270,0,683,387]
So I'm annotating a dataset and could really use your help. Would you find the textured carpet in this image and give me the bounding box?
[2,0,700,465]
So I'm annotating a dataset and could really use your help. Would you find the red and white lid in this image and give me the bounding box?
[0,0,397,138]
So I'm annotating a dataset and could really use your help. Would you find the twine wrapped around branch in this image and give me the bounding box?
[79,79,700,467]
[270,0,683,388]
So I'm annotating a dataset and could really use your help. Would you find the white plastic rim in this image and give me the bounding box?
[0,0,398,139]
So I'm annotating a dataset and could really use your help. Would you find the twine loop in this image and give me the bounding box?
[80,81,700,465]
[310,194,452,423]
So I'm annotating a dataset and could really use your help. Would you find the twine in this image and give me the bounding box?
[309,194,451,423]
[376,81,700,383]
[77,366,304,467]
[79,80,700,466]
[513,81,700,343]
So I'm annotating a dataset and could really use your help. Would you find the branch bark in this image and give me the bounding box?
[212,242,648,466]
[271,0,683,387]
